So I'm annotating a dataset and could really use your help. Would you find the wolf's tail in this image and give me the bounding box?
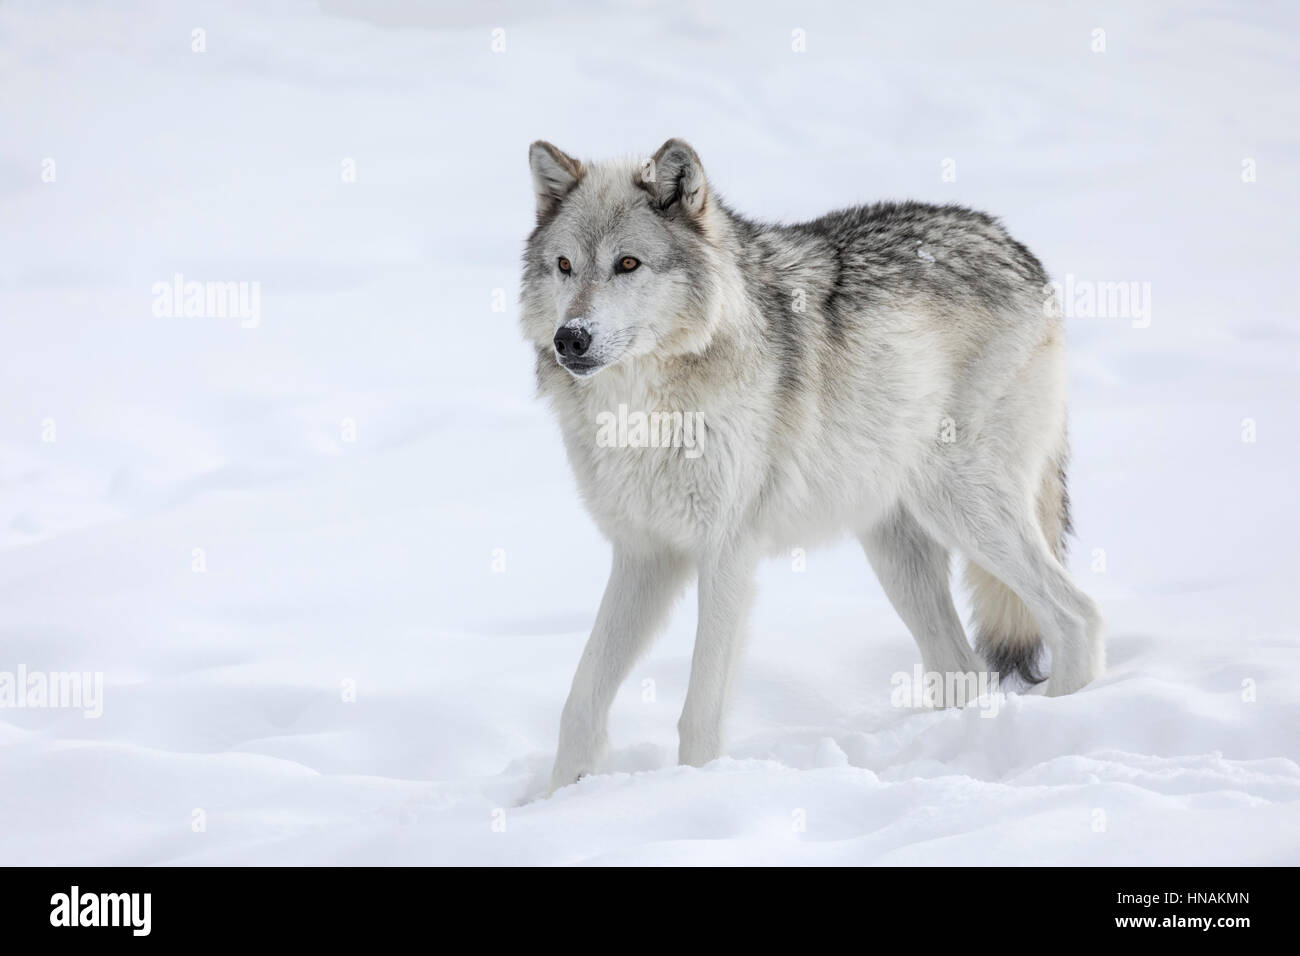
[964,445,1072,685]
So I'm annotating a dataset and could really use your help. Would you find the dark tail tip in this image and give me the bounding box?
[976,634,1047,686]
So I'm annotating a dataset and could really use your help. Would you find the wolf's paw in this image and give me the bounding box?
[1044,674,1084,697]
[677,730,723,768]
[545,768,587,797]
[1044,662,1101,697]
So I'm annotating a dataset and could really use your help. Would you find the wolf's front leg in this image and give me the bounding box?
[549,545,690,794]
[677,543,759,767]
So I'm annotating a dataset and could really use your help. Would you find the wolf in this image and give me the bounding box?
[520,139,1105,793]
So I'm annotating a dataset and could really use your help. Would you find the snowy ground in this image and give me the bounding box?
[2,0,1298,865]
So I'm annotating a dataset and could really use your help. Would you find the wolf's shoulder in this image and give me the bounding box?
[792,199,1011,245]
[780,199,1047,291]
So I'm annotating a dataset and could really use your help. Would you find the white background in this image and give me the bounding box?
[1,0,1297,863]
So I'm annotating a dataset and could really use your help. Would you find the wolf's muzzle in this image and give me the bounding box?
[554,326,591,358]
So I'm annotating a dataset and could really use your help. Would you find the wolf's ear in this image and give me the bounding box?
[639,138,707,218]
[529,141,583,221]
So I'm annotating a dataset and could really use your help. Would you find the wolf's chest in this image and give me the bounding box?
[563,401,755,546]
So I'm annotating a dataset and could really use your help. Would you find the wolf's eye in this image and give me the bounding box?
[616,256,640,274]
[557,257,572,274]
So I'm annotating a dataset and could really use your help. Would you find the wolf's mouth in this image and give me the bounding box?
[558,355,603,376]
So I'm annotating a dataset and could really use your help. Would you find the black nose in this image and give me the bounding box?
[554,326,591,357]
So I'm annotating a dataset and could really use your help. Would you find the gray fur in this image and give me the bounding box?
[520,139,1105,793]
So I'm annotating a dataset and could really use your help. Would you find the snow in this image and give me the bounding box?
[1,0,1298,865]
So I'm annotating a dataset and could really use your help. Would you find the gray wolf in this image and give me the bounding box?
[519,139,1104,793]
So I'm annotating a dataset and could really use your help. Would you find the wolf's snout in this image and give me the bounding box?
[554,326,591,358]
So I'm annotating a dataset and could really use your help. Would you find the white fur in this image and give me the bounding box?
[521,141,1105,794]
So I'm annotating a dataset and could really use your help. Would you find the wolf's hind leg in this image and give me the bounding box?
[917,485,1104,697]
[550,545,691,794]
[861,506,986,701]
[964,457,1073,685]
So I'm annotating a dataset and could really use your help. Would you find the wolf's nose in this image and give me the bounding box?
[554,326,591,357]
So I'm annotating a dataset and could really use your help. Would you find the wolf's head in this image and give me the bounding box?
[520,139,730,379]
